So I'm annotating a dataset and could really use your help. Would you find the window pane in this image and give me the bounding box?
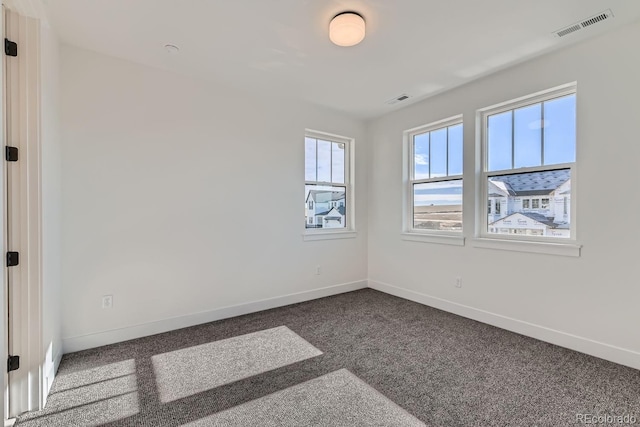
[316,140,331,182]
[305,184,346,229]
[544,94,576,165]
[305,137,317,181]
[448,124,463,176]
[413,180,462,231]
[413,133,429,180]
[430,128,447,177]
[331,142,345,183]
[487,111,512,171]
[514,103,542,168]
[487,169,571,238]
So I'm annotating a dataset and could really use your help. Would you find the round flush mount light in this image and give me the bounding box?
[329,12,365,47]
[164,44,180,54]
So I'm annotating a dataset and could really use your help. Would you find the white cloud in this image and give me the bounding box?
[414,154,429,166]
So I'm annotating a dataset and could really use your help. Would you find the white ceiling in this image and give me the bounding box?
[41,0,640,119]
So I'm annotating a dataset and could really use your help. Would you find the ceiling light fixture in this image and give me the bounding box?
[329,12,365,47]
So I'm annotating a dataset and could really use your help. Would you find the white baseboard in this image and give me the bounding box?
[53,351,63,376]
[42,350,63,408]
[368,279,640,371]
[62,280,367,353]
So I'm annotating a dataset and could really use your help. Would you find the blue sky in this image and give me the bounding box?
[305,137,345,184]
[488,94,576,171]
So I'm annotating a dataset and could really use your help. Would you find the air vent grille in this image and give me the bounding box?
[554,9,613,38]
[557,24,581,38]
[581,12,609,28]
[385,94,410,105]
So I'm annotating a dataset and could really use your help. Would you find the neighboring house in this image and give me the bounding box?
[487,169,571,237]
[305,190,346,228]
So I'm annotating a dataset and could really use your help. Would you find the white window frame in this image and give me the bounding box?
[402,115,464,246]
[473,83,581,257]
[303,129,356,241]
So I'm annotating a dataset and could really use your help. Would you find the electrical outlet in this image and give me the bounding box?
[315,265,321,275]
[102,295,113,309]
[455,277,462,288]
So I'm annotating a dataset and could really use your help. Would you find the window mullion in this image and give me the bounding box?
[330,141,333,182]
[428,132,432,178]
[410,136,415,181]
[446,126,449,177]
[511,110,515,169]
[541,101,545,166]
[314,138,319,181]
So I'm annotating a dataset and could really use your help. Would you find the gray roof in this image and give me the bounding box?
[306,190,346,203]
[519,212,556,226]
[315,206,346,216]
[490,211,557,227]
[489,169,570,197]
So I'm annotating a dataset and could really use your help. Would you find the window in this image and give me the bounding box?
[304,130,353,235]
[480,84,576,241]
[541,198,549,209]
[405,116,463,236]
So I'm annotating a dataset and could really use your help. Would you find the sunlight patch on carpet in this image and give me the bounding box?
[152,326,322,402]
[17,359,139,427]
[181,369,425,426]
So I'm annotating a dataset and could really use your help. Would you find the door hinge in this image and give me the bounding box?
[4,38,17,57]
[5,146,18,162]
[6,251,19,267]
[7,355,19,372]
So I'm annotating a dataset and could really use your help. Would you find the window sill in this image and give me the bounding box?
[471,237,581,257]
[401,232,465,246]
[303,230,357,241]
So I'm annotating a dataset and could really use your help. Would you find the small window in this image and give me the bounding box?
[532,199,540,209]
[541,198,549,209]
[305,131,353,232]
[522,199,530,209]
[405,116,463,234]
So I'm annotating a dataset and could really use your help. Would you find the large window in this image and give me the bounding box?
[481,84,576,240]
[405,116,463,234]
[305,131,352,232]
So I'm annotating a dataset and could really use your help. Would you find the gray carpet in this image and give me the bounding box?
[15,289,640,426]
[152,326,322,402]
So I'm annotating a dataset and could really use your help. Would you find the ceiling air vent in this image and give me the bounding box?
[557,24,581,38]
[554,9,613,38]
[385,94,410,105]
[581,11,611,28]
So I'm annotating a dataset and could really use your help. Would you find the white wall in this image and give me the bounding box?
[60,46,368,351]
[40,23,62,399]
[367,21,640,369]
